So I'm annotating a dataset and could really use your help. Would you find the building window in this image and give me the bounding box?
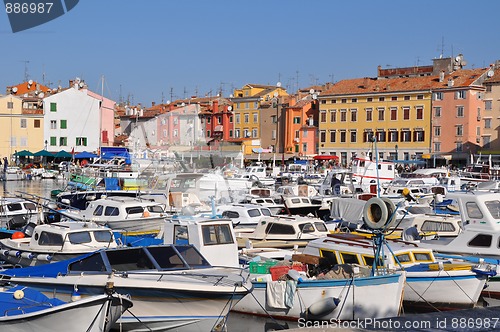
[50,120,57,129]
[476,126,481,136]
[235,129,240,138]
[457,106,464,117]
[485,119,492,129]
[252,128,258,137]
[206,117,211,124]
[434,107,441,117]
[403,107,410,120]
[484,136,491,149]
[293,116,301,124]
[401,130,411,142]
[340,110,347,122]
[341,98,347,103]
[320,131,326,143]
[229,116,233,123]
[173,129,178,137]
[34,119,40,128]
[60,120,67,129]
[485,100,492,110]
[456,125,463,136]
[366,108,373,121]
[434,126,441,137]
[404,95,411,101]
[294,130,300,139]
[244,113,249,123]
[379,97,385,102]
[229,130,233,137]
[434,92,443,100]
[330,130,336,143]
[414,130,425,142]
[456,91,466,99]
[456,142,463,152]
[389,130,398,142]
[378,108,384,121]
[390,107,397,120]
[391,96,398,101]
[330,110,336,123]
[350,130,357,143]
[207,130,211,137]
[340,130,346,143]
[417,94,424,100]
[434,142,441,152]
[350,109,357,122]
[367,97,373,102]
[363,131,373,143]
[59,137,67,146]
[351,98,357,103]
[253,113,258,123]
[416,107,423,120]
[76,137,87,146]
[271,129,276,140]
[20,119,27,128]
[235,114,240,124]
[320,111,327,123]
[376,130,386,142]
[50,103,57,112]
[163,129,167,137]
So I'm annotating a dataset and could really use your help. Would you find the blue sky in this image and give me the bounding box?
[2,0,500,106]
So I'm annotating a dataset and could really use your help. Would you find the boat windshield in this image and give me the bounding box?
[67,245,211,273]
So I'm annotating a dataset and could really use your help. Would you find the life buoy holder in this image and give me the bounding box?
[362,197,396,230]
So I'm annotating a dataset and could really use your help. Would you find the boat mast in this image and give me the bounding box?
[99,75,104,158]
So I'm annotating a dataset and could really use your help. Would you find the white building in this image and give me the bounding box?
[42,81,115,154]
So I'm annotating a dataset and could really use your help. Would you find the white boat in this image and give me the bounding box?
[0,197,38,230]
[350,156,396,192]
[302,233,490,309]
[0,285,132,332]
[1,167,26,181]
[235,215,330,249]
[0,244,252,332]
[215,203,273,227]
[58,196,168,234]
[233,267,405,321]
[0,221,118,267]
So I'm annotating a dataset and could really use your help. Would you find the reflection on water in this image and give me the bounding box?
[1,178,63,198]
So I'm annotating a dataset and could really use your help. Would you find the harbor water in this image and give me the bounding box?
[0,178,299,331]
[2,178,499,332]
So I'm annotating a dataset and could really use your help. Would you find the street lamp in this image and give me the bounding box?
[272,91,279,155]
[395,144,398,161]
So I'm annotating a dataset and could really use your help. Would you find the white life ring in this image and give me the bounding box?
[363,197,396,230]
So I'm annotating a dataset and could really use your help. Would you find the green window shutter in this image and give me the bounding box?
[50,137,56,146]
[60,120,67,129]
[50,103,57,112]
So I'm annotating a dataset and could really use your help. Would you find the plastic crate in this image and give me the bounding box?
[249,260,278,274]
[269,263,307,281]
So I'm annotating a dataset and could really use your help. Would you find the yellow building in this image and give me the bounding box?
[318,76,433,165]
[0,94,45,160]
[231,84,288,157]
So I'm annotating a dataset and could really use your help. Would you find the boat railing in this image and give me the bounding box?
[114,270,246,287]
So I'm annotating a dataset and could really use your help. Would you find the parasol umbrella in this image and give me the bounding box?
[33,149,54,157]
[53,150,73,159]
[313,154,339,161]
[74,151,98,159]
[14,150,34,157]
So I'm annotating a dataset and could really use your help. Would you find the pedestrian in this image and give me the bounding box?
[3,157,7,173]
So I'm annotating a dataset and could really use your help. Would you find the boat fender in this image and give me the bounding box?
[8,251,21,258]
[12,232,25,239]
[304,297,340,319]
[2,250,9,257]
[37,254,53,261]
[363,197,389,230]
[20,252,35,259]
[71,287,81,302]
[13,290,24,300]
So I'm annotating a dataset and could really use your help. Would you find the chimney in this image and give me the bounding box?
[447,79,454,87]
[213,99,219,113]
[152,102,156,107]
[439,70,445,83]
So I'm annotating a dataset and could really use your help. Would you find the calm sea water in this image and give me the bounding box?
[0,178,299,331]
